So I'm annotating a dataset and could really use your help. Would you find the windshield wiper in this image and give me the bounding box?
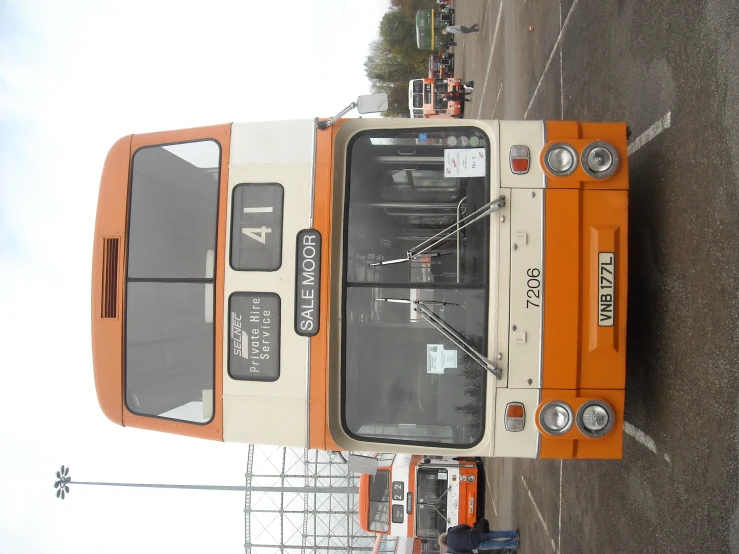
[369,250,451,266]
[369,195,505,267]
[420,485,452,526]
[373,298,502,380]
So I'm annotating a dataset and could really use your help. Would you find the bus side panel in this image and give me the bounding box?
[542,189,628,390]
[542,189,580,390]
[507,188,544,389]
[92,135,131,426]
[580,189,628,389]
[223,120,315,448]
[309,120,347,452]
[458,466,479,526]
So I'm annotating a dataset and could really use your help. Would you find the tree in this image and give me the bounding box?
[364,1,440,117]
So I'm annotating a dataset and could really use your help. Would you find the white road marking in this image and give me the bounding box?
[478,0,504,118]
[485,470,498,516]
[524,0,580,118]
[558,460,563,553]
[491,82,503,117]
[627,112,672,155]
[521,475,558,553]
[623,421,671,463]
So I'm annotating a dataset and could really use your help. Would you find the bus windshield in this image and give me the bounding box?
[368,469,391,532]
[125,140,221,423]
[415,467,449,538]
[342,129,491,448]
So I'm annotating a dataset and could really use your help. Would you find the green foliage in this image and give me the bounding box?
[365,0,440,117]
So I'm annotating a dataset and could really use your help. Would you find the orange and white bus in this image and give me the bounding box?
[359,455,482,549]
[409,78,463,118]
[91,109,629,459]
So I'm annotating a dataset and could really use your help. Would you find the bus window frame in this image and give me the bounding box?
[122,138,222,426]
[368,469,392,533]
[339,127,491,450]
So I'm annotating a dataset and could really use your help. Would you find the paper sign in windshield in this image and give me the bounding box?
[427,344,458,374]
[444,148,486,178]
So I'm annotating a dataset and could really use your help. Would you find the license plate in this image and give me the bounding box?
[598,253,615,327]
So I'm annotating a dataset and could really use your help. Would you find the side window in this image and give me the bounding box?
[125,139,220,424]
[128,140,220,279]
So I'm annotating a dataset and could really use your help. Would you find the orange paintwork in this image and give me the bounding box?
[91,124,231,441]
[308,119,348,451]
[91,134,131,426]
[359,466,393,535]
[537,121,629,459]
[358,472,372,533]
[542,121,629,190]
[458,465,479,526]
[407,456,419,537]
[542,189,628,390]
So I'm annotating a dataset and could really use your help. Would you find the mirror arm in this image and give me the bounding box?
[316,103,357,131]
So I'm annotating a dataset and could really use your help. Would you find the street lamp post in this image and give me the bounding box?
[53,465,356,499]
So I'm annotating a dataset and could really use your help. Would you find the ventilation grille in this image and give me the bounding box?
[101,238,120,318]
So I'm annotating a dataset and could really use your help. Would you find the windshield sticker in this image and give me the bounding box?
[438,472,448,480]
[427,344,458,374]
[444,148,486,178]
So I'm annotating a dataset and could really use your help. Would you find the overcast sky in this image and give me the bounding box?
[0,0,389,551]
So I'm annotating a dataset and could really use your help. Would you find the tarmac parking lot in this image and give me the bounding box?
[451,0,739,552]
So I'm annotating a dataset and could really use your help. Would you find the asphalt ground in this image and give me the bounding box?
[450,0,739,552]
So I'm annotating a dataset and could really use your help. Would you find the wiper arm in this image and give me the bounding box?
[368,250,451,267]
[415,301,502,380]
[374,297,457,307]
[367,195,505,268]
[432,485,452,508]
[410,195,505,259]
[428,501,450,525]
[372,298,502,380]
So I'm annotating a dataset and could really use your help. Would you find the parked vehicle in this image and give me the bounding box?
[415,8,454,51]
[408,77,464,118]
[428,52,454,79]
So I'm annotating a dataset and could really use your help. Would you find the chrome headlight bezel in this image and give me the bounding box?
[538,401,574,436]
[581,141,619,179]
[543,143,578,176]
[576,400,616,438]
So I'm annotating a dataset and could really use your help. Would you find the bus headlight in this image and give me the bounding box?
[576,401,615,437]
[539,401,574,435]
[466,474,476,483]
[544,143,578,176]
[581,142,619,178]
[459,474,468,482]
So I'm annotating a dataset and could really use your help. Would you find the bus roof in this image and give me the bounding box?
[91,134,132,426]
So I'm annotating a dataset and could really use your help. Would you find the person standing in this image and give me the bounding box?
[442,89,471,103]
[443,23,480,35]
[438,522,520,553]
